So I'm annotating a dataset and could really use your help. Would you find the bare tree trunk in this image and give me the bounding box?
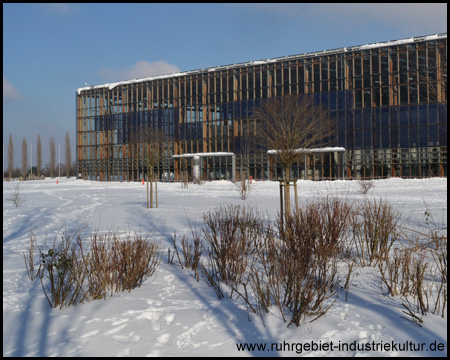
[284,167,291,217]
[65,131,71,178]
[155,173,158,208]
[21,138,27,180]
[150,170,153,208]
[50,136,55,178]
[147,172,149,209]
[8,133,14,179]
[36,134,42,177]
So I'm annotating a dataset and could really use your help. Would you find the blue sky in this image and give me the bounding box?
[3,3,447,169]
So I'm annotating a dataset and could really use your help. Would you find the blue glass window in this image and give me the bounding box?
[418,104,428,125]
[355,129,362,149]
[364,129,372,149]
[410,126,418,146]
[429,104,437,125]
[372,108,380,129]
[439,123,447,146]
[373,128,381,149]
[337,91,345,110]
[329,92,337,111]
[399,106,409,126]
[381,128,390,148]
[338,130,346,148]
[428,125,438,145]
[355,90,362,108]
[354,109,362,128]
[346,110,353,129]
[363,109,372,128]
[381,108,389,127]
[418,126,428,146]
[400,127,409,147]
[346,130,354,149]
[390,126,399,148]
[241,100,247,118]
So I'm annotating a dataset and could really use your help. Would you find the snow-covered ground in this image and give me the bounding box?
[3,177,447,357]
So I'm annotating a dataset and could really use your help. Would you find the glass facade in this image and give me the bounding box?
[76,33,447,181]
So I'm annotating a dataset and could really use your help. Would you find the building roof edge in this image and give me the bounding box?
[76,32,447,95]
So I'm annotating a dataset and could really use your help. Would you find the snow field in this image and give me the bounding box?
[3,177,447,356]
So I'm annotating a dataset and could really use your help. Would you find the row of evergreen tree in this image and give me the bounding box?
[5,131,75,179]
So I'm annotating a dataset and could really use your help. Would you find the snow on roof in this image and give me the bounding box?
[77,33,446,95]
[267,147,346,155]
[172,152,234,158]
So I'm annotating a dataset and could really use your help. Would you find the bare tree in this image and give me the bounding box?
[131,126,167,208]
[36,134,42,177]
[7,133,14,179]
[49,136,56,178]
[21,137,28,180]
[419,44,447,110]
[255,95,334,216]
[65,131,71,178]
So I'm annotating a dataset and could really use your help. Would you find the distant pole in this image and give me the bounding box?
[30,142,32,177]
[58,143,61,178]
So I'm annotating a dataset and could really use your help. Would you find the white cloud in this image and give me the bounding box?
[98,60,181,82]
[240,3,447,35]
[37,3,80,14]
[315,3,446,33]
[3,76,20,99]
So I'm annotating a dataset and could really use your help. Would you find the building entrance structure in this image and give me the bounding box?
[173,152,236,182]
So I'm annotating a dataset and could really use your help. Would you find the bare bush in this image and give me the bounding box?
[202,204,263,288]
[235,171,252,200]
[429,234,447,317]
[9,182,25,207]
[111,233,161,292]
[25,228,161,308]
[23,231,38,281]
[350,198,401,267]
[86,230,161,296]
[243,197,351,327]
[358,179,374,195]
[37,232,88,309]
[378,247,414,297]
[169,232,203,281]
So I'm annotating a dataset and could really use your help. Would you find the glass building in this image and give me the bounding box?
[76,33,447,181]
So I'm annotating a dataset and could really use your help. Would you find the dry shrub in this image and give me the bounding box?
[380,201,447,322]
[86,230,161,297]
[378,247,415,297]
[421,207,447,317]
[111,233,161,292]
[169,233,203,281]
[34,231,89,309]
[235,171,252,200]
[350,198,401,267]
[358,179,374,195]
[196,198,352,327]
[202,204,263,288]
[429,233,447,317]
[267,198,350,326]
[85,231,112,300]
[24,229,161,308]
[9,181,25,207]
[23,231,38,281]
